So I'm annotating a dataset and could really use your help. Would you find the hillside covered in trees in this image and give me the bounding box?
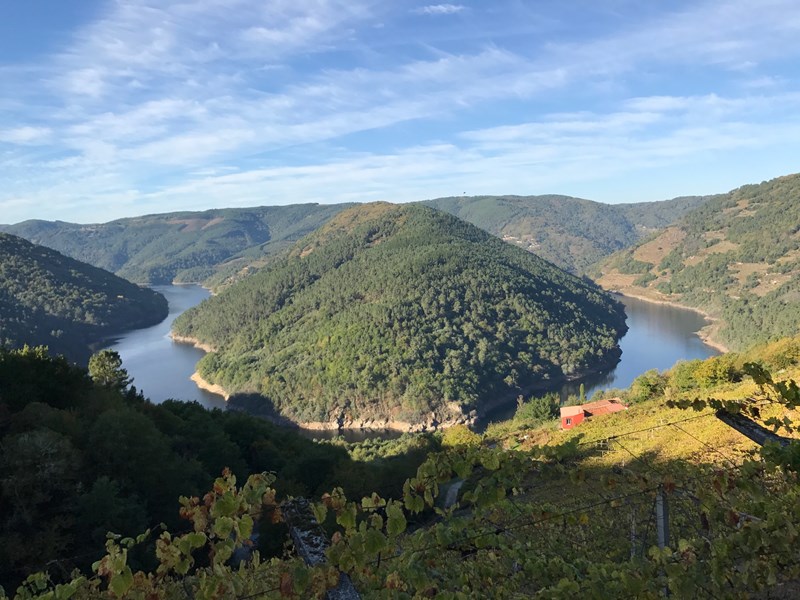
[0,234,167,363]
[173,203,627,427]
[7,335,800,598]
[596,173,800,350]
[0,204,353,285]
[0,346,437,589]
[1,194,706,289]
[424,194,709,273]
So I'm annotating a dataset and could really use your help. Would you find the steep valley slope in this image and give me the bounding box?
[0,233,167,363]
[1,204,354,285]
[424,194,710,273]
[1,194,707,288]
[595,173,800,350]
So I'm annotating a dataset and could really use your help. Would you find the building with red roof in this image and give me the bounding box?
[560,398,627,430]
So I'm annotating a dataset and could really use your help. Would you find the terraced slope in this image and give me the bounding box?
[596,174,800,350]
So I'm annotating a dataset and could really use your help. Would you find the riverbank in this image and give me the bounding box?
[188,367,465,431]
[610,290,730,353]
[189,353,623,434]
[190,371,230,400]
[169,332,217,353]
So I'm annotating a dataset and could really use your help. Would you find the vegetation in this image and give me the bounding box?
[2,194,706,289]
[174,204,627,425]
[424,193,708,273]
[512,392,560,426]
[0,204,354,285]
[0,346,437,590]
[597,173,800,349]
[7,336,800,598]
[0,234,167,363]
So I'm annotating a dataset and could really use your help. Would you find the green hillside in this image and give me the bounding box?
[1,195,706,288]
[173,203,627,426]
[8,337,800,598]
[423,194,708,273]
[596,173,800,350]
[0,233,167,363]
[0,204,354,285]
[0,345,436,589]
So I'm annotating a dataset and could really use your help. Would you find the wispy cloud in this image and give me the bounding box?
[0,127,52,145]
[413,4,465,16]
[1,0,800,222]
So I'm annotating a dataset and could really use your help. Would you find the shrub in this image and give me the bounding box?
[514,393,560,426]
[441,424,481,448]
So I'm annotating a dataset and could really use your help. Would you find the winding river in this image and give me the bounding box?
[106,285,227,411]
[106,284,720,434]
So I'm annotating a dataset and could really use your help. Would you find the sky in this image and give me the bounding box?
[1,0,800,224]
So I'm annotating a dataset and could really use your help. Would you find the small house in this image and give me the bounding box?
[560,398,627,430]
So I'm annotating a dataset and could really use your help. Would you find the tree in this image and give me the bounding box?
[441,424,481,448]
[629,369,668,403]
[88,350,132,391]
[514,392,560,425]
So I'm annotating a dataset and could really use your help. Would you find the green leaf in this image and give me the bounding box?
[336,503,357,531]
[386,502,407,536]
[213,516,234,539]
[239,514,254,540]
[311,502,328,525]
[109,567,133,597]
[364,528,387,555]
[210,492,238,518]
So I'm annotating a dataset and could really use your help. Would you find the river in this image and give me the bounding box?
[107,285,720,433]
[106,285,227,411]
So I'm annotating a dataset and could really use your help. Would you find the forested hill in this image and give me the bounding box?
[173,203,627,427]
[596,173,800,350]
[0,204,353,285]
[1,195,707,286]
[0,233,167,363]
[423,194,709,273]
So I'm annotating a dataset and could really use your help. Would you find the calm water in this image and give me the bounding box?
[109,286,719,430]
[581,294,720,395]
[106,285,227,411]
[479,294,720,425]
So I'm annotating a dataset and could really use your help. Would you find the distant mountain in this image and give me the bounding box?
[1,195,706,287]
[0,233,168,363]
[423,194,709,273]
[173,203,627,428]
[1,204,354,285]
[596,174,800,350]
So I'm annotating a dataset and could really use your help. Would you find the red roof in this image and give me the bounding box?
[560,398,627,419]
[560,405,584,418]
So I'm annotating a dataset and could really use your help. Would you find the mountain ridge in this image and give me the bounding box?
[1,194,708,286]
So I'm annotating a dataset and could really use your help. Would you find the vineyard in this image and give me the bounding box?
[6,355,800,599]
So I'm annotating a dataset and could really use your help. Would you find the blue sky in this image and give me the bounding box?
[1,0,800,223]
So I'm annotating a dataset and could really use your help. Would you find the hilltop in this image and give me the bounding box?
[0,233,167,363]
[0,204,354,285]
[595,173,800,350]
[173,203,627,428]
[424,194,709,273]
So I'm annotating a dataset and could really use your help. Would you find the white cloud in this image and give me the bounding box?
[413,4,465,16]
[3,0,800,222]
[0,127,52,145]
